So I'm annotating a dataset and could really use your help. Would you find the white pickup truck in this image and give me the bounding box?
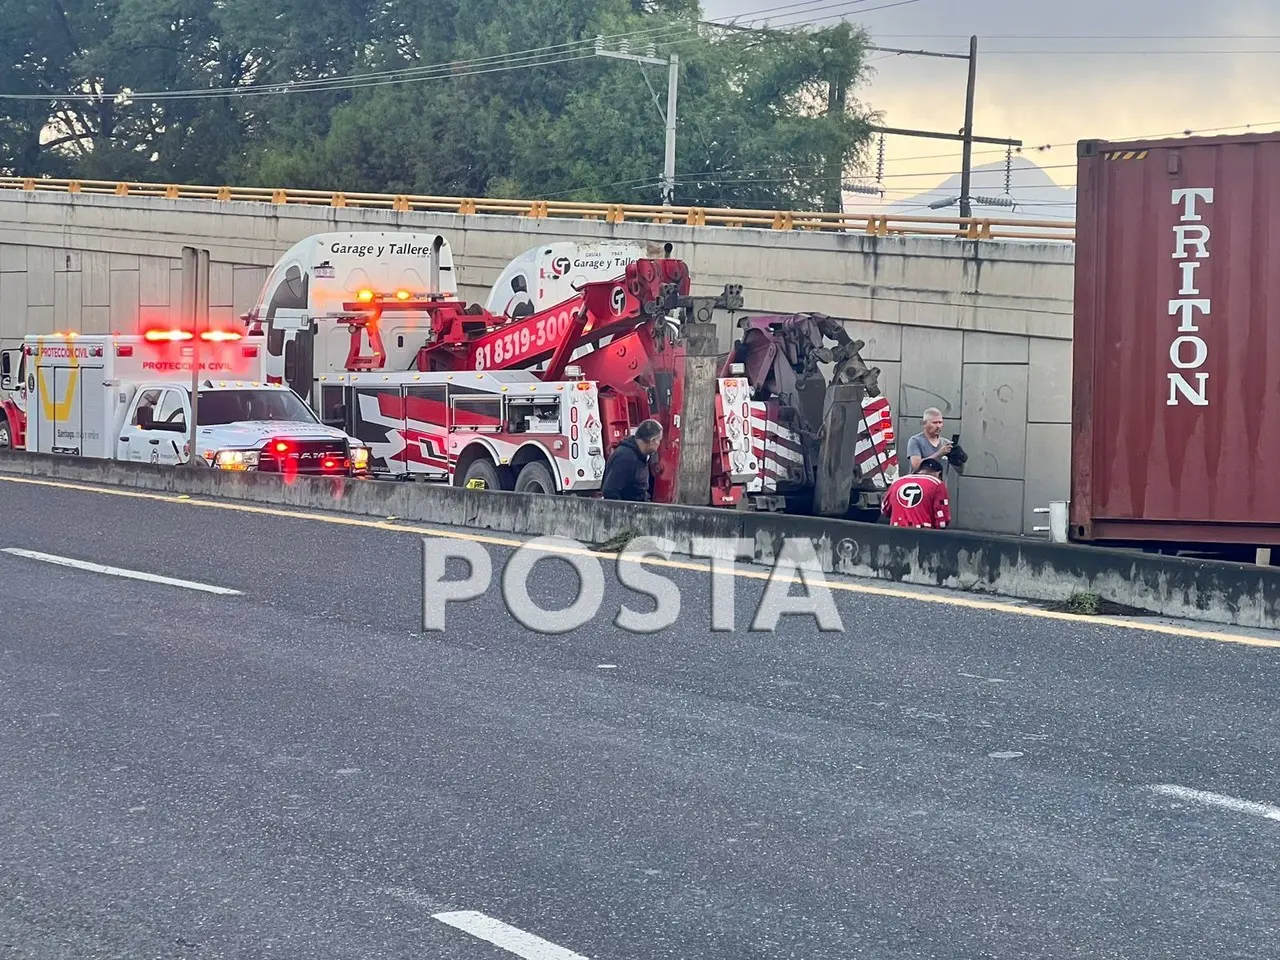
[22,331,370,475]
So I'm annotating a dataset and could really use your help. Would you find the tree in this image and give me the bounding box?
[0,0,878,211]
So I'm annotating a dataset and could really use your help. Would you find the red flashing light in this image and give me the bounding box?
[273,441,289,453]
[323,458,336,470]
[200,329,242,342]
[356,289,374,302]
[144,329,194,342]
[395,289,411,301]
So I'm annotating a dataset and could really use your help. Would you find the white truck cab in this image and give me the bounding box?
[23,331,370,475]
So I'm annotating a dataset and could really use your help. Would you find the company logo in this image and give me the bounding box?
[895,481,924,508]
[551,256,571,277]
[1168,187,1214,407]
[610,285,627,314]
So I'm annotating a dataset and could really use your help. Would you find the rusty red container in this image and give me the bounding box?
[1071,132,1280,546]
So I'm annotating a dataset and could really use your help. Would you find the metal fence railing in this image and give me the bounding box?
[0,175,1077,242]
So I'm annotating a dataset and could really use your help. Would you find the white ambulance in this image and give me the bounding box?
[22,330,370,475]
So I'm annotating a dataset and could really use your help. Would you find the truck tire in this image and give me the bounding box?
[513,460,557,495]
[459,457,503,491]
[0,415,10,449]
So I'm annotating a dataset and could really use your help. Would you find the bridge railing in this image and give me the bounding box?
[0,175,1077,242]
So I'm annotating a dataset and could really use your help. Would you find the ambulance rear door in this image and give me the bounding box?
[29,340,108,457]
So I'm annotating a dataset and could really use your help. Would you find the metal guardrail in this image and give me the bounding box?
[0,175,1076,242]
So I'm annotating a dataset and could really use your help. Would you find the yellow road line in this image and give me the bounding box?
[2,472,1278,649]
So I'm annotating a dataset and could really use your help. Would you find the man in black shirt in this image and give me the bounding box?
[601,418,663,501]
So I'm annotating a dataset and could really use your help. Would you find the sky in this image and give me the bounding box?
[698,0,1280,217]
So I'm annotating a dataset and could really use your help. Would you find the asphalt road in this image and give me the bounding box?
[1,475,1278,960]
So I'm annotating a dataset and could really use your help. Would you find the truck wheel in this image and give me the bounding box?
[514,460,557,495]
[0,416,10,449]
[459,457,503,491]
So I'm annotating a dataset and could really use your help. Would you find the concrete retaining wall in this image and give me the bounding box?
[0,190,1076,536]
[2,449,1275,632]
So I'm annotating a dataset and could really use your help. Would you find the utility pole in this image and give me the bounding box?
[959,35,979,219]
[180,246,198,463]
[191,248,209,464]
[594,38,680,205]
[663,53,679,206]
[180,245,210,465]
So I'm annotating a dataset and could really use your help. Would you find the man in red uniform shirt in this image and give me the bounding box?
[882,457,952,529]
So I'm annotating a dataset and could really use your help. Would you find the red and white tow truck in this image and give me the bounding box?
[242,230,895,517]
[242,231,753,499]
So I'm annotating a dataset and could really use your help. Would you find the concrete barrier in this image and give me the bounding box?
[2,448,1278,631]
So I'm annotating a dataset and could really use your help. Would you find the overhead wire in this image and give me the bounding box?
[0,22,702,102]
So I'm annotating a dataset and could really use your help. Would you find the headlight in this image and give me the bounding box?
[214,449,259,470]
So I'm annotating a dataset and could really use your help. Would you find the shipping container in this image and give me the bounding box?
[1071,132,1280,550]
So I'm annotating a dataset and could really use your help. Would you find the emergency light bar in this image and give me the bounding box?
[143,328,243,342]
[353,288,422,304]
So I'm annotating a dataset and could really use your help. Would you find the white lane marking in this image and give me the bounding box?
[432,910,589,960]
[1148,784,1280,822]
[1,548,241,595]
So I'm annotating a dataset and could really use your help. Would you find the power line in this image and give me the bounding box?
[7,1,931,104]
[756,0,928,27]
[0,23,700,102]
[713,0,907,23]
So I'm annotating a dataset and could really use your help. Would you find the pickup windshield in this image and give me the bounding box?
[197,388,319,426]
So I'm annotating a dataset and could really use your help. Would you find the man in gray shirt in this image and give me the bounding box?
[904,407,962,479]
